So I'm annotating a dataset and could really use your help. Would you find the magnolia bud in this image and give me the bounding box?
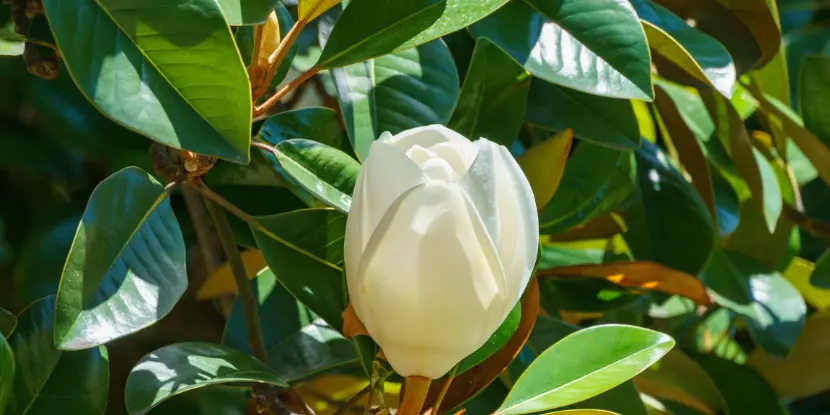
[345,125,539,379]
[256,11,280,71]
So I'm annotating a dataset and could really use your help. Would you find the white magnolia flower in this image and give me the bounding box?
[345,125,539,379]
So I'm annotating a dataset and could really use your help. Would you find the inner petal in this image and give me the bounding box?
[429,142,475,176]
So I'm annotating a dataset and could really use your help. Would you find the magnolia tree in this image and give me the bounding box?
[1,0,829,414]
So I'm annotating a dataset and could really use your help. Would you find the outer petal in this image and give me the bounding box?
[351,181,506,378]
[492,143,539,311]
[344,141,427,290]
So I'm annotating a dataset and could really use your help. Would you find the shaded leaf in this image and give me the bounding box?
[55,167,187,350]
[333,39,459,161]
[496,325,674,415]
[691,352,786,415]
[538,261,710,306]
[448,37,531,147]
[471,0,653,100]
[634,349,727,415]
[800,55,830,146]
[0,308,15,337]
[267,319,357,382]
[42,0,252,163]
[518,130,573,210]
[216,0,278,25]
[259,107,345,148]
[316,0,509,68]
[0,334,11,413]
[812,249,830,290]
[125,342,286,415]
[6,296,109,415]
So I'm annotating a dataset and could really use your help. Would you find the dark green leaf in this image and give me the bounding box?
[690,352,787,415]
[258,139,361,213]
[540,143,635,234]
[259,107,345,148]
[6,296,109,415]
[471,0,653,100]
[148,385,249,415]
[448,37,530,147]
[811,249,830,289]
[125,342,286,415]
[55,167,187,350]
[702,249,805,356]
[252,209,347,330]
[0,334,11,413]
[216,0,278,25]
[214,185,310,248]
[623,141,716,275]
[0,308,15,337]
[266,319,357,382]
[42,0,252,163]
[222,269,314,354]
[316,0,508,69]
[207,151,286,188]
[632,0,735,96]
[785,27,830,110]
[800,55,830,147]
[236,3,298,88]
[526,79,640,150]
[496,324,673,415]
[333,39,459,160]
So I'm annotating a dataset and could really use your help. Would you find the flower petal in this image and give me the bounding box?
[351,181,506,378]
[384,124,475,155]
[344,141,427,289]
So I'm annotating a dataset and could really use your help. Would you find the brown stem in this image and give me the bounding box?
[253,68,319,118]
[203,197,269,362]
[332,386,370,415]
[430,365,458,415]
[399,376,431,415]
[249,24,265,73]
[252,20,307,101]
[180,186,222,275]
[782,204,830,243]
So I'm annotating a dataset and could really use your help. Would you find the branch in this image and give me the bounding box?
[252,19,308,101]
[253,68,320,118]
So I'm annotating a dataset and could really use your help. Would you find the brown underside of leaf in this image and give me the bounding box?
[342,303,370,338]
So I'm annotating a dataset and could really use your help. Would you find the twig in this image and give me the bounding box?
[203,197,269,362]
[288,388,315,415]
[431,365,458,415]
[180,185,223,275]
[332,386,370,415]
[254,68,320,117]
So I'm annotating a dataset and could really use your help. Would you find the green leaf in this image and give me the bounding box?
[316,0,508,69]
[800,55,830,147]
[526,79,640,150]
[690,352,787,415]
[785,27,830,110]
[540,142,635,234]
[222,268,314,354]
[332,39,459,161]
[448,37,530,147]
[0,19,24,56]
[298,0,341,22]
[251,209,347,330]
[455,300,522,376]
[518,130,573,210]
[632,0,735,96]
[55,167,187,350]
[258,139,361,213]
[470,0,653,100]
[701,249,805,357]
[811,249,830,289]
[42,0,252,163]
[523,317,649,415]
[259,107,345,148]
[216,0,278,25]
[496,325,674,415]
[623,141,716,275]
[635,349,727,414]
[6,296,109,415]
[0,307,15,337]
[147,385,249,415]
[125,342,287,415]
[0,334,12,413]
[266,319,357,382]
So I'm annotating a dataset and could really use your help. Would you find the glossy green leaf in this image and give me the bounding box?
[540,142,635,234]
[471,0,653,100]
[0,334,12,413]
[632,0,735,96]
[811,249,830,289]
[55,167,187,350]
[702,249,806,357]
[0,21,24,56]
[42,0,252,163]
[624,141,716,275]
[266,319,357,382]
[526,79,640,150]
[216,0,278,25]
[316,0,508,68]
[448,37,530,147]
[257,139,360,213]
[222,268,314,354]
[496,325,674,415]
[691,352,787,415]
[800,55,830,146]
[251,209,346,330]
[125,342,286,415]
[259,107,345,148]
[0,308,15,337]
[333,39,459,161]
[6,296,109,415]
